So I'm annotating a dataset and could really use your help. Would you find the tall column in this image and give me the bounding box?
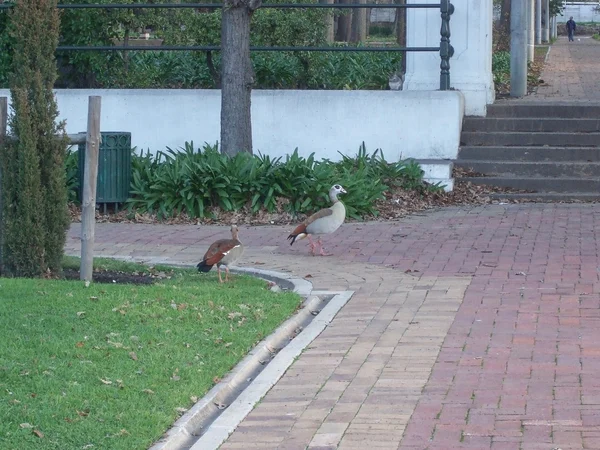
[510,0,528,97]
[552,15,557,39]
[403,0,494,116]
[542,0,550,42]
[528,0,535,62]
[536,0,542,44]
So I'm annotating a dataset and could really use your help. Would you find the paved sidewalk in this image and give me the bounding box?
[66,203,600,449]
[528,35,600,101]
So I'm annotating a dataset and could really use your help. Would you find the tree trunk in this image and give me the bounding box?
[501,0,511,37]
[320,0,335,43]
[335,0,353,42]
[220,0,260,156]
[394,0,406,73]
[350,0,367,43]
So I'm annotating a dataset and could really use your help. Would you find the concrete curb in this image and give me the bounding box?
[145,265,353,450]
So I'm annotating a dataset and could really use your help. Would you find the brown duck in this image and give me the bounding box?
[288,184,347,256]
[197,225,244,283]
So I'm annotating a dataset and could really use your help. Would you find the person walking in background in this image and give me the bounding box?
[567,17,576,42]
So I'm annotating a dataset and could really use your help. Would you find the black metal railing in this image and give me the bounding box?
[0,1,455,90]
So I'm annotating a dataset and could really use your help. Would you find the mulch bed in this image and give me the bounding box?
[61,267,176,285]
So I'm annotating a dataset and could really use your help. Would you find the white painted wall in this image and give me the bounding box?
[0,89,464,163]
[558,3,600,23]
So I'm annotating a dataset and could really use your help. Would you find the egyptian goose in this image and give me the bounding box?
[196,225,244,283]
[287,184,347,256]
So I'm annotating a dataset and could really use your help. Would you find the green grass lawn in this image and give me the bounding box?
[0,259,302,450]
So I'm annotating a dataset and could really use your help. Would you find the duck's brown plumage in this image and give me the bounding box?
[287,185,347,256]
[197,225,244,282]
[287,208,334,246]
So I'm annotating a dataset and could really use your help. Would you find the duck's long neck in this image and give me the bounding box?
[329,192,339,203]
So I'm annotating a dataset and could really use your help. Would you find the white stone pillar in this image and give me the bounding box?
[528,0,535,62]
[552,15,557,39]
[535,0,542,44]
[403,0,494,116]
[542,0,550,42]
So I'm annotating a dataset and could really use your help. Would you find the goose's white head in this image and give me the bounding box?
[329,184,347,202]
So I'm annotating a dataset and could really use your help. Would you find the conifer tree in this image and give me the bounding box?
[0,0,69,277]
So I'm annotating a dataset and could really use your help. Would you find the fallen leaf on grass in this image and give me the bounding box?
[128,352,138,361]
[76,311,86,318]
[76,342,85,348]
[19,423,33,429]
[32,429,44,438]
[99,378,112,385]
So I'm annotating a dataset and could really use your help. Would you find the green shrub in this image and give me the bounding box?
[65,147,79,203]
[492,51,510,86]
[125,142,434,220]
[1,0,69,277]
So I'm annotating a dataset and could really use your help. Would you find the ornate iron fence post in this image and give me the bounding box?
[439,0,454,90]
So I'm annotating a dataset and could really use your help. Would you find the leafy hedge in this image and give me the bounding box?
[123,143,438,220]
[0,1,401,90]
[492,51,510,87]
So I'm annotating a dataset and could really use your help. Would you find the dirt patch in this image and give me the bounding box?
[61,267,176,285]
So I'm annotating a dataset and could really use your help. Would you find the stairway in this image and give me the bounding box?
[455,102,600,201]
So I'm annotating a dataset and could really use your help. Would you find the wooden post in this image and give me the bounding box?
[80,96,101,282]
[0,97,7,273]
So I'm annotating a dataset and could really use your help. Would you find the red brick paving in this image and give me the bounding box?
[66,203,600,448]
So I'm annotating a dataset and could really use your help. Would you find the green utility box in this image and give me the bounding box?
[78,132,131,211]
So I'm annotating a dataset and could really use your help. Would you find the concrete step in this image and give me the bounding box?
[458,146,600,162]
[414,159,453,192]
[461,131,600,147]
[486,102,600,118]
[454,160,600,178]
[457,176,600,193]
[487,192,600,202]
[462,117,600,132]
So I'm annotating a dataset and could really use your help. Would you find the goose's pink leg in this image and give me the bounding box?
[316,237,332,257]
[307,236,317,255]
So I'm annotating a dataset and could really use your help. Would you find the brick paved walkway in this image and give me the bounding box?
[529,36,600,101]
[65,203,600,449]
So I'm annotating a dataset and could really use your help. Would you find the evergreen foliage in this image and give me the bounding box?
[0,0,69,277]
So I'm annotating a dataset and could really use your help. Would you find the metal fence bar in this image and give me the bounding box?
[0,3,441,9]
[0,1,454,90]
[439,0,454,90]
[57,45,440,52]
